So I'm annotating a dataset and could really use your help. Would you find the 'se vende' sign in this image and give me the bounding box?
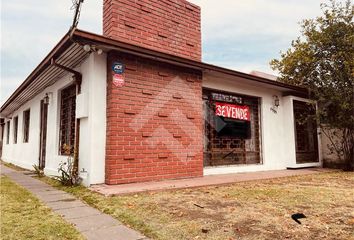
[215,102,250,121]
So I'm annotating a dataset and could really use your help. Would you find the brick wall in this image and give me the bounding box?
[105,52,203,184]
[103,0,201,61]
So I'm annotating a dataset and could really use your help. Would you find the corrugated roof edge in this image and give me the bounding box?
[0,29,308,114]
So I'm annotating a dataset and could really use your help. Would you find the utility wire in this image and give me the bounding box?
[69,0,84,37]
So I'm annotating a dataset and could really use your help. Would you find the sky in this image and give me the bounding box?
[0,0,328,105]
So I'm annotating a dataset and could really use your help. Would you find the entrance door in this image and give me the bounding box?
[293,100,319,164]
[39,99,48,169]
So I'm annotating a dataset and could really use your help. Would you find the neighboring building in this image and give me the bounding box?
[0,0,322,186]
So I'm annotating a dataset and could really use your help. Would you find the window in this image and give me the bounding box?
[59,85,76,155]
[23,109,30,143]
[13,116,18,144]
[0,121,4,142]
[203,89,262,167]
[6,121,10,144]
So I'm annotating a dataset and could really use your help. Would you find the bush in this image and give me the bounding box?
[53,145,81,186]
[32,164,44,178]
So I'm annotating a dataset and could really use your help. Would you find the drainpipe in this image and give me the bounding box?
[50,59,82,177]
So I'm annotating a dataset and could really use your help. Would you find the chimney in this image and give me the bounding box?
[103,0,201,61]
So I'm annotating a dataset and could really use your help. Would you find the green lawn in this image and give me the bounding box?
[39,171,354,240]
[0,175,84,240]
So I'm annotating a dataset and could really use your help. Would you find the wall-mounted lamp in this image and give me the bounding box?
[43,92,53,105]
[270,95,280,114]
[274,95,280,107]
[43,93,50,105]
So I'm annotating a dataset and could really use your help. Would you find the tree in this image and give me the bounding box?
[271,0,354,170]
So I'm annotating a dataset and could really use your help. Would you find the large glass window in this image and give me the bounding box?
[203,89,262,166]
[59,85,76,155]
[23,109,30,143]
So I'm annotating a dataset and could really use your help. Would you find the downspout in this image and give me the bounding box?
[55,0,84,180]
[50,59,82,177]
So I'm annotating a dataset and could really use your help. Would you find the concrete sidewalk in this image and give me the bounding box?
[91,168,334,196]
[1,165,148,240]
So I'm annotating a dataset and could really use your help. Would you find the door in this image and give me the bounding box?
[293,100,319,164]
[39,99,48,169]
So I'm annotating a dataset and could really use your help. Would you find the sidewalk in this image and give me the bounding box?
[91,168,334,196]
[1,164,148,240]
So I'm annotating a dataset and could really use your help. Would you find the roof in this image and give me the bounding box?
[0,29,308,117]
[249,71,278,81]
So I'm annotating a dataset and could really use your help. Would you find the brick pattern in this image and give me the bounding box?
[105,52,203,184]
[103,0,201,61]
[203,90,261,166]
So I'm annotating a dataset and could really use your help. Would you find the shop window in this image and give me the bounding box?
[6,121,10,144]
[203,90,262,166]
[59,85,76,155]
[13,116,18,144]
[23,109,30,143]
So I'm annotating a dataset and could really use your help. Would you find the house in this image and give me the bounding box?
[0,0,322,186]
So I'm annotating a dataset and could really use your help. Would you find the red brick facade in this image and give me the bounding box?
[105,52,203,184]
[103,0,201,61]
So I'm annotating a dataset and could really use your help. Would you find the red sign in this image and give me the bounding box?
[215,102,250,121]
[113,74,125,87]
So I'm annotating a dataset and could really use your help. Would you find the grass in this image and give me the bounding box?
[0,175,84,240]
[37,171,354,240]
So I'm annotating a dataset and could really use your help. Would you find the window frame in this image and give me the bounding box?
[13,116,18,144]
[23,109,31,143]
[6,121,10,144]
[58,84,77,155]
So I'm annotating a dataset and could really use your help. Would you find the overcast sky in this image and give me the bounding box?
[1,0,328,105]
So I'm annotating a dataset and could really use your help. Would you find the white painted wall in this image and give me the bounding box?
[202,73,321,175]
[77,53,107,185]
[1,53,107,186]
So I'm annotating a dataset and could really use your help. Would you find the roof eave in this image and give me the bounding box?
[72,29,307,94]
[1,29,308,114]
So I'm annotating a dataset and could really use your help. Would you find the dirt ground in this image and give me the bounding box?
[47,171,354,240]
